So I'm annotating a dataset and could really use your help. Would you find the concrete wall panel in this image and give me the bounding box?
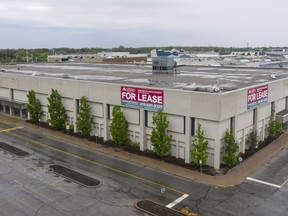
[62,98,73,111]
[90,102,103,117]
[0,87,10,98]
[13,90,27,101]
[236,110,253,131]
[110,105,139,125]
[258,103,271,120]
[167,114,184,134]
[275,98,285,112]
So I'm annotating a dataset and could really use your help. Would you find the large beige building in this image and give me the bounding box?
[0,63,287,169]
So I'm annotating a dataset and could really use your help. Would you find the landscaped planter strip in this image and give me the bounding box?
[49,165,101,187]
[0,142,30,157]
[28,120,282,176]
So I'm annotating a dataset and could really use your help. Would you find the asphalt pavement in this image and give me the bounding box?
[3,114,288,187]
[1,114,288,216]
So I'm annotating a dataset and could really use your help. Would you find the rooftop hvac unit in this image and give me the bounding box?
[152,56,176,74]
[62,74,69,79]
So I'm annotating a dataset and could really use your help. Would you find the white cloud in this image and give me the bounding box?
[0,0,287,48]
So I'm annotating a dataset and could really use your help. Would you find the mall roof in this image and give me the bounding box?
[1,63,288,93]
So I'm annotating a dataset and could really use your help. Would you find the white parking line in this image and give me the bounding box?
[246,177,281,189]
[166,194,189,208]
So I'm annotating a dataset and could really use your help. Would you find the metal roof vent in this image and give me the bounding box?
[62,73,69,79]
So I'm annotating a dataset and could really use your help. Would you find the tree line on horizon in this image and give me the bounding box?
[0,46,284,64]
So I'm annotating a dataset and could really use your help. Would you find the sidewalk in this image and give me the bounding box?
[4,114,288,186]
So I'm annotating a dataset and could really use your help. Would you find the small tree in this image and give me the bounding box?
[190,122,208,166]
[246,130,258,149]
[76,96,93,136]
[109,106,128,145]
[26,90,41,122]
[223,129,239,167]
[150,110,172,157]
[47,89,67,129]
[267,117,282,139]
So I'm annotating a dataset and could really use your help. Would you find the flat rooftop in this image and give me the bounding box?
[1,63,288,92]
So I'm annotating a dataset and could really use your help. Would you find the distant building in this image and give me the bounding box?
[47,55,70,63]
[47,52,147,64]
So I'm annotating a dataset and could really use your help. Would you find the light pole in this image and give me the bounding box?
[161,187,165,206]
[238,156,243,176]
[95,130,98,143]
[199,159,203,178]
[66,124,70,135]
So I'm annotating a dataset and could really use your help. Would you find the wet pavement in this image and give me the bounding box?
[1,114,288,216]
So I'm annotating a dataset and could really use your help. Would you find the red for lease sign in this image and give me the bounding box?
[247,84,268,109]
[121,86,164,110]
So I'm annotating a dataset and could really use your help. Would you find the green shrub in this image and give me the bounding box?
[223,129,239,167]
[47,89,67,129]
[246,130,258,149]
[190,122,208,166]
[109,106,128,145]
[76,96,93,136]
[267,117,282,139]
[150,110,172,157]
[27,90,42,123]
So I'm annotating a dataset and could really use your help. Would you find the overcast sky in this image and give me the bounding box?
[0,0,287,49]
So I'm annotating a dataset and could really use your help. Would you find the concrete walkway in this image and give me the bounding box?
[3,114,288,186]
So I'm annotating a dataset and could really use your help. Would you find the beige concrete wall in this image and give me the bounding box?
[167,114,185,134]
[0,87,10,98]
[257,103,272,141]
[13,90,27,101]
[37,93,48,106]
[62,98,74,112]
[90,102,103,117]
[110,105,140,125]
[236,110,253,131]
[275,98,286,112]
[258,103,271,120]
[1,72,288,169]
[165,90,221,121]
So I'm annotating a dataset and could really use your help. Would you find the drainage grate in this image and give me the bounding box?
[135,200,185,216]
[0,142,30,157]
[49,165,101,187]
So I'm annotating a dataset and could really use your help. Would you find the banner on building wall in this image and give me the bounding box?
[121,86,164,110]
[247,84,268,110]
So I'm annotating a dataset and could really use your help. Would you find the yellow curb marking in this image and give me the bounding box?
[14,197,37,212]
[215,184,234,188]
[31,179,64,192]
[0,206,10,216]
[27,188,54,202]
[0,126,23,133]
[8,131,185,195]
[280,178,288,188]
[13,180,55,202]
[3,191,38,212]
[2,121,14,125]
[45,179,64,187]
